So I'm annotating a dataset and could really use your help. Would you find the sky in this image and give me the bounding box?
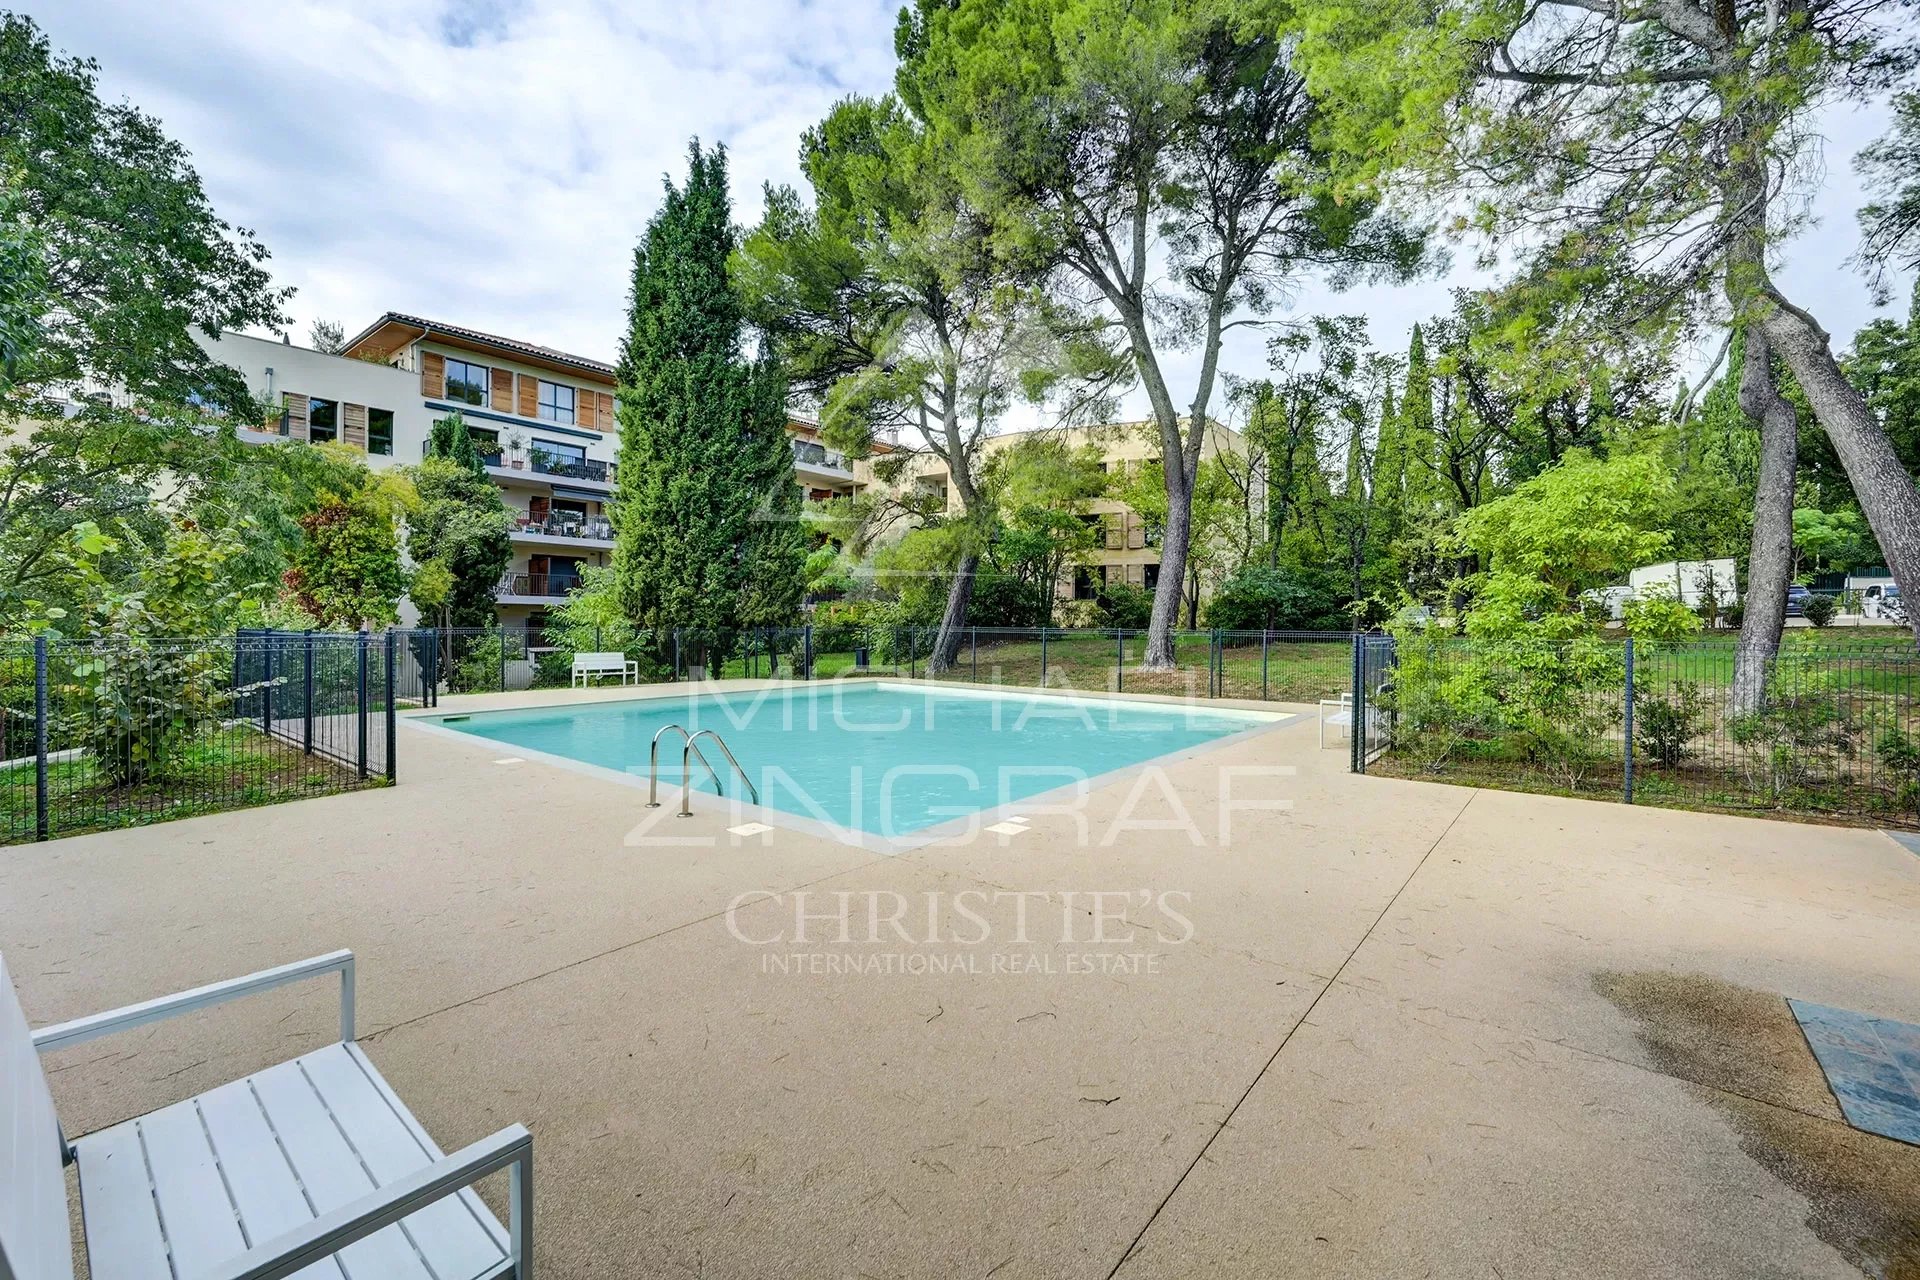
[21,0,1914,429]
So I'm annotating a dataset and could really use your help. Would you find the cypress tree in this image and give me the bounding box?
[428,411,484,476]
[612,141,805,638]
[1371,377,1403,537]
[1401,324,1441,514]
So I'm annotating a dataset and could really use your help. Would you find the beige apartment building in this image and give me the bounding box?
[199,314,859,635]
[857,419,1249,602]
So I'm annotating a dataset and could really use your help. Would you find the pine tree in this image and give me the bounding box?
[612,141,805,639]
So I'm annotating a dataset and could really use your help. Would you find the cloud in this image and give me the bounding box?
[23,0,900,365]
[18,0,1907,427]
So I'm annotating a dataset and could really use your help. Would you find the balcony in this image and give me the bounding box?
[790,438,852,481]
[425,441,617,490]
[530,450,613,483]
[511,511,614,546]
[496,572,582,601]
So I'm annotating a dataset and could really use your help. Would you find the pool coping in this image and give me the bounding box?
[401,678,1305,854]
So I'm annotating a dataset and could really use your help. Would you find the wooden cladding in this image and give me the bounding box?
[343,403,368,450]
[282,392,308,442]
[421,351,445,399]
[490,368,514,412]
[516,374,537,418]
[574,390,616,429]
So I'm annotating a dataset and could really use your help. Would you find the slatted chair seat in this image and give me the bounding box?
[2,951,533,1280]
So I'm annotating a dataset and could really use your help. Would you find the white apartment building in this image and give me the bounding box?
[202,313,862,634]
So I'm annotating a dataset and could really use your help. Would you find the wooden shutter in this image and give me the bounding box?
[529,495,550,522]
[517,375,537,418]
[283,392,309,442]
[1127,512,1146,550]
[597,391,614,424]
[490,368,514,412]
[577,386,597,428]
[422,352,445,399]
[1127,563,1145,586]
[1104,517,1122,550]
[343,403,368,451]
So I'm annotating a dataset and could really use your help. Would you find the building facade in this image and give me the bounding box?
[201,314,857,635]
[854,420,1250,603]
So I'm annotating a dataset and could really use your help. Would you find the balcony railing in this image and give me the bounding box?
[530,450,612,483]
[513,512,614,542]
[790,439,849,472]
[497,572,582,598]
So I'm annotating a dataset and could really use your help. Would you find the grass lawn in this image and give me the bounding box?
[0,724,381,845]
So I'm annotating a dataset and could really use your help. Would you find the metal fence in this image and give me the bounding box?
[1356,633,1920,827]
[403,624,1361,704]
[2,631,403,845]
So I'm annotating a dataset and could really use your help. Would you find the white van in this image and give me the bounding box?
[1863,583,1906,621]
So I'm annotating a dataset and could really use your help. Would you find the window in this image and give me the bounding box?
[537,381,575,424]
[308,397,338,443]
[1073,567,1099,600]
[531,439,585,466]
[1143,563,1161,591]
[445,358,488,406]
[368,408,394,456]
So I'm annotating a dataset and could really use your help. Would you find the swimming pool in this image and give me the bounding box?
[423,682,1283,840]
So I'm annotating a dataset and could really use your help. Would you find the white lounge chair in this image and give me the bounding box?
[571,651,637,687]
[1320,692,1354,748]
[1,950,532,1280]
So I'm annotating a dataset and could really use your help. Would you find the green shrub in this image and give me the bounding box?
[1636,680,1709,768]
[966,573,1049,627]
[1803,593,1836,627]
[1728,646,1859,800]
[1097,582,1154,628]
[1203,565,1344,631]
[1724,602,1745,628]
[1622,589,1703,642]
[1876,728,1920,811]
[449,633,503,693]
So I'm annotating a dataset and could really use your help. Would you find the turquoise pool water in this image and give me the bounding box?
[428,682,1276,837]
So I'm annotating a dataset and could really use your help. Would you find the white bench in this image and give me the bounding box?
[571,651,637,687]
[2,950,532,1280]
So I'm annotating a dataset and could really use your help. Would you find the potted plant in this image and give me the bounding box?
[504,429,527,469]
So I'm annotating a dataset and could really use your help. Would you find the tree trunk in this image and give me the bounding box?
[1760,301,1920,649]
[1731,326,1796,714]
[925,553,978,676]
[1142,477,1191,669]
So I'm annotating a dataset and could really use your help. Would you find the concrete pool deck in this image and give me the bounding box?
[4,680,1919,1278]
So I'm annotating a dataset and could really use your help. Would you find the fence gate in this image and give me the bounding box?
[1350,634,1397,774]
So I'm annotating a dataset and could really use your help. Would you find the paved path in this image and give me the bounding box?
[4,684,1917,1278]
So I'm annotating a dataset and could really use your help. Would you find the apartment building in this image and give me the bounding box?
[858,419,1249,602]
[201,313,858,634]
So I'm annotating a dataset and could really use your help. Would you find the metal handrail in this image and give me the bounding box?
[681,729,758,818]
[646,723,720,808]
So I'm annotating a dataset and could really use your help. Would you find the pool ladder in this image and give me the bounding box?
[646,724,759,818]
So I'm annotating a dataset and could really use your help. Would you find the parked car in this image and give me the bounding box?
[1785,584,1813,617]
[1863,582,1905,621]
[1880,585,1907,625]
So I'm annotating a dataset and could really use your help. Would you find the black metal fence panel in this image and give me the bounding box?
[2,631,398,845]
[401,622,1363,703]
[1364,634,1920,827]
